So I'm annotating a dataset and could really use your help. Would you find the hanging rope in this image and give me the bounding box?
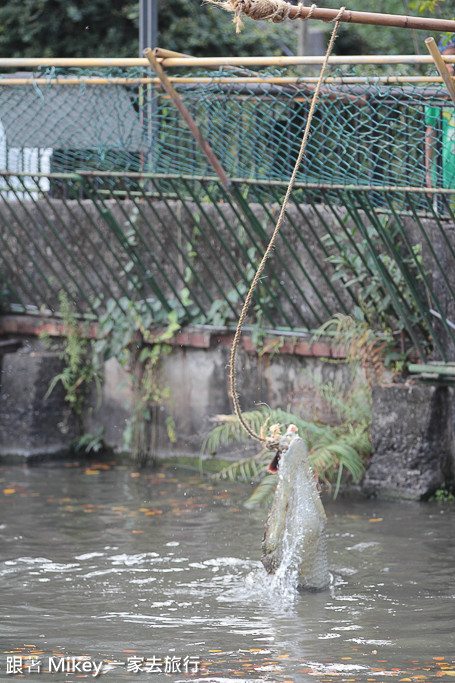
[227,9,345,450]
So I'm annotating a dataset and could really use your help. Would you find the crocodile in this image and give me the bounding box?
[262,433,330,591]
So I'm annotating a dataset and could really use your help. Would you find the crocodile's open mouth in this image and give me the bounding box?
[267,451,281,474]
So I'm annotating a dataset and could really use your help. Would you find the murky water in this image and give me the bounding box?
[1,459,454,683]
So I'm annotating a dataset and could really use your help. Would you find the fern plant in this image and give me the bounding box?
[201,375,372,501]
[314,311,393,387]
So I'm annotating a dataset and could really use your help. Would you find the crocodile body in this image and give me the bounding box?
[262,435,330,591]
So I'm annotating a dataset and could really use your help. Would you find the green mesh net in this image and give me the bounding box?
[0,64,453,199]
[2,63,455,362]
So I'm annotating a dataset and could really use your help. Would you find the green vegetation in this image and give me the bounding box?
[0,0,295,58]
[429,483,455,502]
[1,0,454,60]
[321,211,430,379]
[40,291,103,450]
[94,297,181,465]
[315,312,403,385]
[201,370,372,502]
[41,290,183,463]
[320,0,455,56]
[323,216,426,338]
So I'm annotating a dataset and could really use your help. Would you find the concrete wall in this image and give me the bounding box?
[0,333,357,460]
[2,328,455,498]
[0,349,77,458]
[365,383,454,500]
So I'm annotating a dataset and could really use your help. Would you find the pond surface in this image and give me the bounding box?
[0,459,454,683]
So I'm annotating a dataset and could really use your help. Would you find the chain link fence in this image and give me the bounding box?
[1,62,455,361]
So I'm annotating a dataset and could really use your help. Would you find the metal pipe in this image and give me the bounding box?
[430,309,455,331]
[139,0,158,58]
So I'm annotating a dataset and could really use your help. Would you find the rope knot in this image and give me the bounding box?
[233,0,292,30]
[265,437,281,451]
[205,1,347,31]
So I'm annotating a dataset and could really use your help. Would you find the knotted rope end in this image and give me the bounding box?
[204,0,295,31]
[203,0,245,32]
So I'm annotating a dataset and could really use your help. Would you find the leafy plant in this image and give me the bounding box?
[197,237,279,339]
[320,0,455,57]
[429,483,455,502]
[244,473,280,508]
[314,312,394,386]
[0,0,298,59]
[323,215,426,336]
[41,292,102,439]
[322,213,431,372]
[92,201,196,463]
[93,196,279,464]
[409,0,448,15]
[95,295,182,464]
[208,447,272,481]
[202,374,372,501]
[124,316,180,466]
[73,427,106,454]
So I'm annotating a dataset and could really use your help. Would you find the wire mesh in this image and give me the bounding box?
[0,64,454,201]
[1,63,455,363]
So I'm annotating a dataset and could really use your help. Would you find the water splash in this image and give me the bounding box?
[262,436,330,593]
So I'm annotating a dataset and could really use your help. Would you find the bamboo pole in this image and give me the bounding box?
[207,0,455,32]
[152,47,192,59]
[147,54,455,67]
[143,47,230,190]
[0,58,147,67]
[291,3,455,30]
[1,55,455,69]
[425,36,455,107]
[0,78,161,85]
[0,76,449,85]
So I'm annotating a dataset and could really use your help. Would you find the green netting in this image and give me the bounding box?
[0,64,454,202]
[2,63,455,364]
